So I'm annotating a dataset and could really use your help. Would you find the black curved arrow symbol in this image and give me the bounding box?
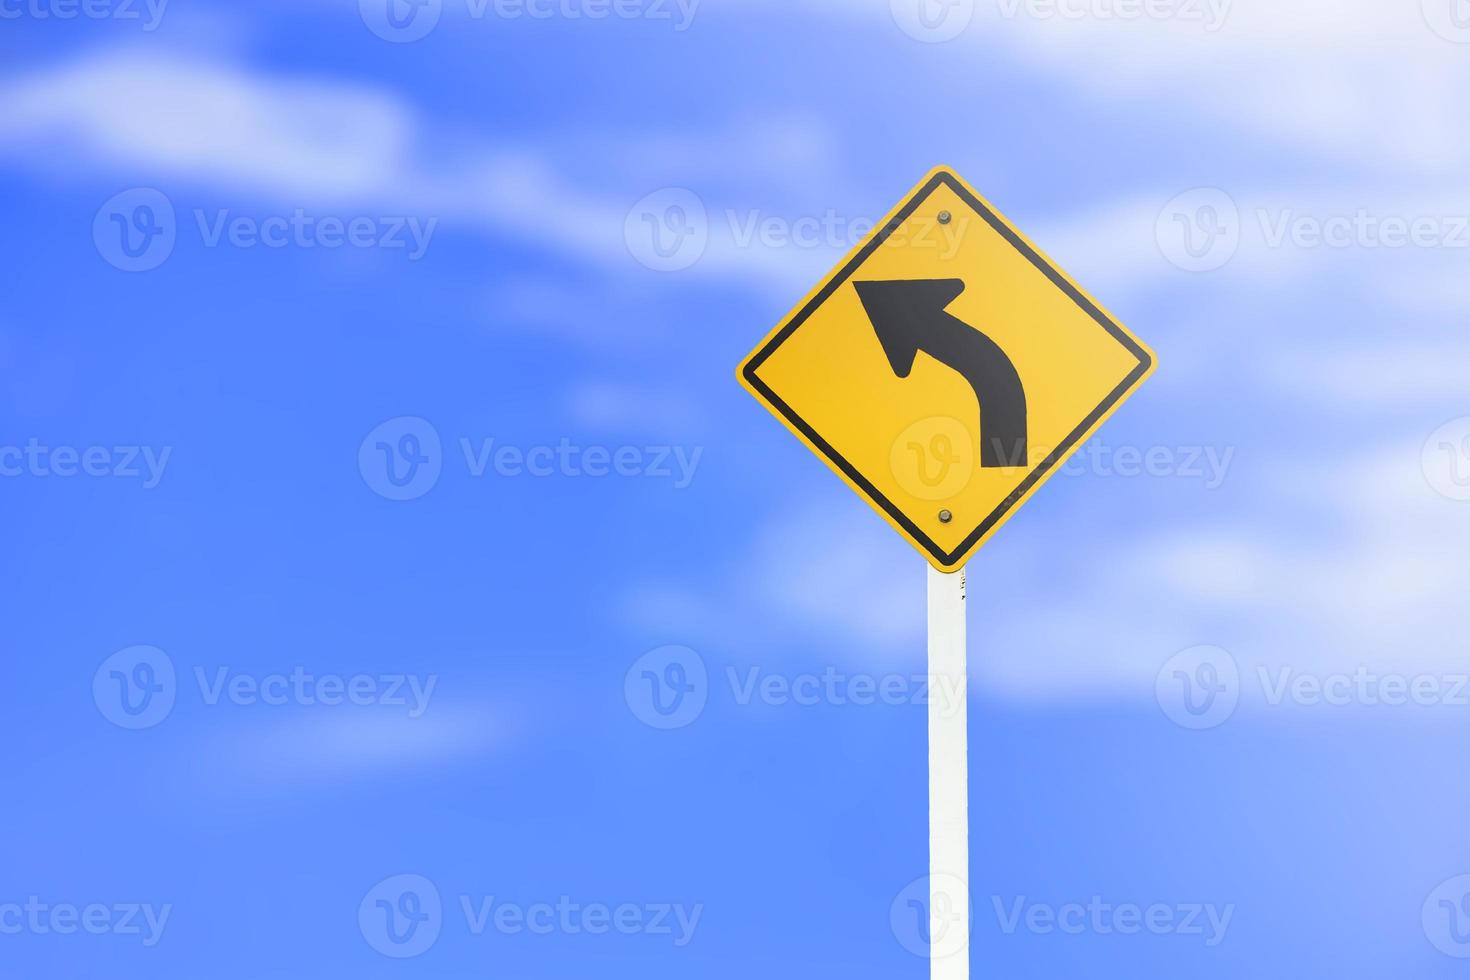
[854,278,1027,469]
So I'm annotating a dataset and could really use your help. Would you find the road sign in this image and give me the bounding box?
[738,166,1156,572]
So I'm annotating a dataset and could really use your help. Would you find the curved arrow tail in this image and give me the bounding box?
[934,311,1027,467]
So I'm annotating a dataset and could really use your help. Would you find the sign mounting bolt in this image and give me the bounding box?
[938,509,954,524]
[938,211,952,225]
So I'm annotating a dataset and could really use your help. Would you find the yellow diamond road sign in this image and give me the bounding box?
[737,167,1156,572]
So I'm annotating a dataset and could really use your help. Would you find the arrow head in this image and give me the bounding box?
[853,279,968,378]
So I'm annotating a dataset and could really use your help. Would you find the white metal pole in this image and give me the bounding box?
[927,563,969,978]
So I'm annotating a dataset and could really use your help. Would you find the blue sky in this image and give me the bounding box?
[4,0,1470,976]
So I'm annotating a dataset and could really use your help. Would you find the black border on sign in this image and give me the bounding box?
[741,171,1154,569]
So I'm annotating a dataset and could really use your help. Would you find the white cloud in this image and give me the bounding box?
[618,496,925,667]
[1025,196,1173,297]
[213,702,511,784]
[744,501,925,652]
[0,50,647,269]
[563,381,708,439]
[1095,441,1470,682]
[11,9,1463,310]
[0,49,863,299]
[0,51,419,202]
[1265,342,1470,409]
[623,432,1470,707]
[717,0,1470,311]
[788,0,1470,173]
